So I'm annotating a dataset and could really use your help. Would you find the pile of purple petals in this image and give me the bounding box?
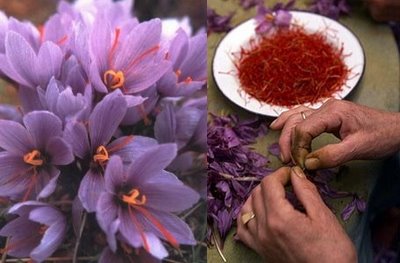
[207,114,273,243]
[0,0,206,262]
[207,115,366,245]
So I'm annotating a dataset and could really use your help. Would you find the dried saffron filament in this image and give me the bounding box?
[122,189,147,206]
[236,26,350,106]
[23,150,44,166]
[103,70,125,89]
[93,145,109,165]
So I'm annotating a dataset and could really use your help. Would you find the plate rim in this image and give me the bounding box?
[211,10,366,117]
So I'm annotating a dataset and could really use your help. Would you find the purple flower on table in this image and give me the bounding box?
[0,201,66,262]
[255,4,292,35]
[64,92,156,212]
[268,142,281,157]
[0,30,63,89]
[207,8,233,34]
[0,111,74,201]
[89,17,170,95]
[309,0,350,20]
[99,246,161,263]
[341,195,366,221]
[157,29,206,97]
[96,150,199,259]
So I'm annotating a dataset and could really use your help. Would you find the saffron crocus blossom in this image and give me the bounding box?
[64,92,155,212]
[96,150,199,259]
[255,4,292,35]
[157,29,206,97]
[89,17,170,95]
[0,111,74,200]
[0,31,63,89]
[0,201,66,262]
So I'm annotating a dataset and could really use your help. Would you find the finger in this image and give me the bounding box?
[305,138,357,169]
[251,186,266,236]
[270,105,312,130]
[290,166,328,219]
[279,110,314,163]
[291,110,342,169]
[236,195,256,248]
[260,167,291,211]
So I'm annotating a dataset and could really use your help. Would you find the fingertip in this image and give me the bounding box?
[269,118,281,129]
[304,157,321,170]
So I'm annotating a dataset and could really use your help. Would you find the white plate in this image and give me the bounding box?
[212,11,365,117]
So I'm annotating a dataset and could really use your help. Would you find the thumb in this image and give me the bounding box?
[304,139,356,170]
[290,166,327,219]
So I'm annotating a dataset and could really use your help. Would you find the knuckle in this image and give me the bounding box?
[266,215,284,235]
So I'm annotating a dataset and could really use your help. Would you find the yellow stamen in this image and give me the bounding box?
[93,146,109,165]
[103,70,125,89]
[23,150,44,166]
[122,189,147,206]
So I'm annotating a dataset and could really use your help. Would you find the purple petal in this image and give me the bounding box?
[72,196,84,237]
[5,31,37,87]
[96,192,119,233]
[36,41,63,87]
[63,122,90,159]
[168,29,189,68]
[104,156,125,193]
[89,94,127,149]
[180,33,206,79]
[154,103,176,143]
[341,198,356,221]
[119,208,142,248]
[37,167,60,199]
[0,119,34,155]
[30,210,66,262]
[142,172,199,212]
[108,135,158,164]
[138,208,196,245]
[99,247,125,263]
[144,232,168,259]
[274,10,292,27]
[90,16,112,73]
[18,87,44,113]
[45,137,74,165]
[0,153,31,198]
[23,111,63,150]
[78,169,105,212]
[127,144,177,184]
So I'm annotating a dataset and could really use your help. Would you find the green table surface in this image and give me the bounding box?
[207,0,400,262]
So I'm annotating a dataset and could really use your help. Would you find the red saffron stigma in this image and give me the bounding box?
[236,26,350,106]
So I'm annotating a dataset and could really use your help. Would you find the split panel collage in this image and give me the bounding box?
[0,0,399,262]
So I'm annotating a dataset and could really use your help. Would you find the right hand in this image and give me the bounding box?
[270,99,400,170]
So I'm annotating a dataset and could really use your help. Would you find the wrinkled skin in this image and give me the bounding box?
[237,167,357,263]
[366,0,400,22]
[270,99,400,170]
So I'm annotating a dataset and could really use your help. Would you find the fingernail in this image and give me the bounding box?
[292,166,305,178]
[305,157,320,170]
[270,119,277,127]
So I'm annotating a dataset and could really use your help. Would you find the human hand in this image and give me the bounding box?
[270,99,400,170]
[366,0,400,22]
[236,167,357,263]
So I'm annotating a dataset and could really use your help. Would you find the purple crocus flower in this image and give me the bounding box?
[99,246,161,263]
[0,111,74,200]
[64,92,156,212]
[96,149,199,259]
[255,4,292,35]
[157,29,206,97]
[207,8,233,34]
[0,201,66,262]
[0,30,63,89]
[89,17,170,95]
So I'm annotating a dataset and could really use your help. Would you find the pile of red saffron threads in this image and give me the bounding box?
[236,26,350,106]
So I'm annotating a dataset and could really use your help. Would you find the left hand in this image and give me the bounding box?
[236,167,357,263]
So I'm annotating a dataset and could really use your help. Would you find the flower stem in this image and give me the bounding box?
[73,211,87,263]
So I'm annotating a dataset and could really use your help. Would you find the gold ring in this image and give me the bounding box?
[241,212,256,225]
[300,111,306,120]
